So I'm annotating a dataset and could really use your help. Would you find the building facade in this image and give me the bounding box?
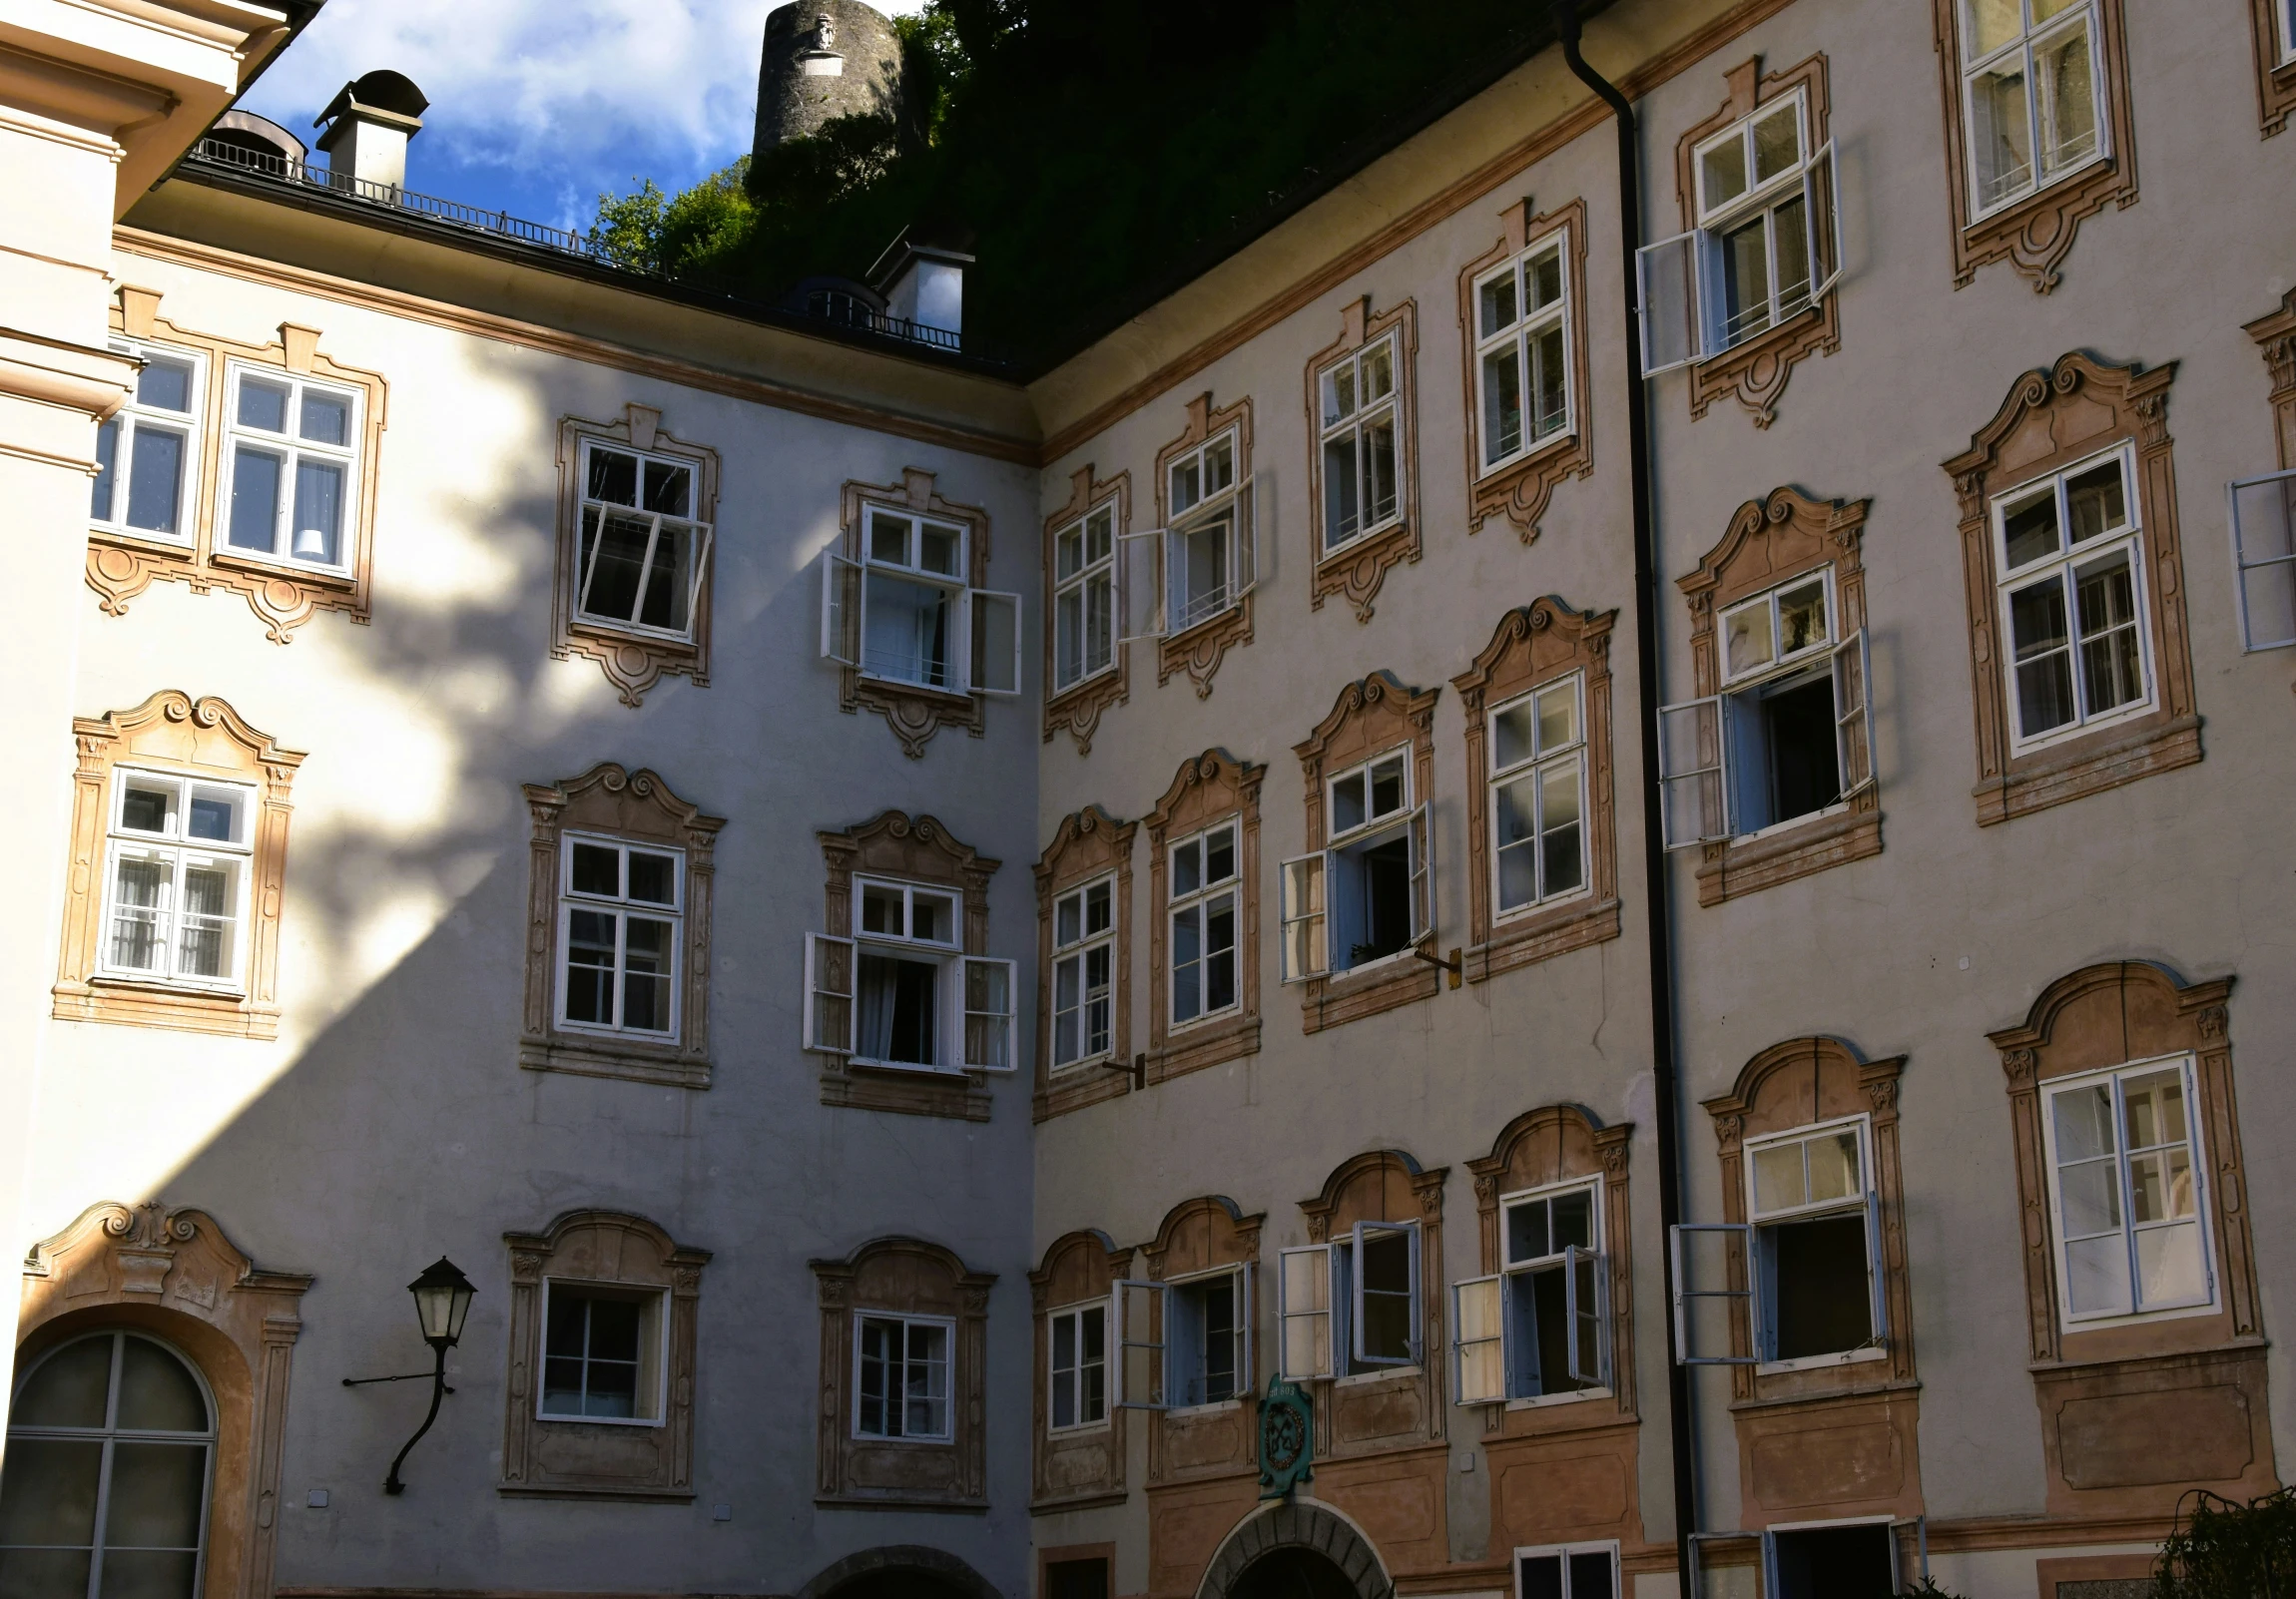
[2,1,2293,1599]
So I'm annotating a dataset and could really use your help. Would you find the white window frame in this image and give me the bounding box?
[1959,0,2109,222]
[1046,1297,1111,1435]
[828,873,1013,1076]
[1686,90,1833,355]
[1167,818,1242,1031]
[555,831,685,1045]
[1052,500,1118,692]
[1160,427,1255,637]
[217,359,362,573]
[1277,1244,1335,1381]
[1762,1516,1909,1599]
[1454,1178,1608,1406]
[1488,671,1591,922]
[819,505,1020,698]
[1992,443,2154,755]
[1285,746,1428,981]
[1472,227,1574,476]
[1316,330,1404,556]
[1050,873,1117,1071]
[534,1278,669,1427]
[2038,1053,2217,1332]
[93,339,205,544]
[1164,1264,1253,1411]
[1513,1539,1622,1599]
[852,1311,955,1442]
[96,766,258,993]
[573,438,714,644]
[1347,1220,1422,1373]
[1113,1278,1167,1411]
[2228,466,2296,653]
[1742,1112,1888,1368]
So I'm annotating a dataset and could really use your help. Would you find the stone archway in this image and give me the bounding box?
[796,1544,1000,1599]
[1196,1500,1392,1599]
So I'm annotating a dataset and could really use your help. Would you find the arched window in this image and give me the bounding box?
[1,1332,216,1599]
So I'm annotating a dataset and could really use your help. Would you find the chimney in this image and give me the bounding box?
[314,70,429,191]
[868,228,974,346]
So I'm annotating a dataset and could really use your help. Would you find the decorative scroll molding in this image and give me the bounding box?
[1941,353,2199,824]
[1146,750,1264,1084]
[1033,805,1137,1123]
[1041,464,1132,752]
[1029,1229,1131,1509]
[1451,598,1623,978]
[1154,394,1255,698]
[1456,198,1593,540]
[836,468,993,758]
[22,1201,311,1599]
[550,405,721,707]
[810,1237,995,1511]
[88,285,388,642]
[2253,0,2296,136]
[2247,287,2296,471]
[1931,0,2138,290]
[1297,1151,1447,1461]
[1140,1197,1265,1488]
[1671,56,1840,426]
[1305,296,1421,620]
[1291,671,1440,1032]
[500,1211,710,1501]
[53,691,303,1038]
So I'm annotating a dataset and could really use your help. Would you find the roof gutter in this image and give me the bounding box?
[1548,0,1701,1580]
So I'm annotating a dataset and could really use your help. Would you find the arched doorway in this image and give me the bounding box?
[1196,1500,1392,1599]
[0,1331,218,1599]
[1230,1547,1361,1599]
[797,1545,1000,1599]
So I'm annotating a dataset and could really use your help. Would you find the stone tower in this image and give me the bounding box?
[751,0,905,158]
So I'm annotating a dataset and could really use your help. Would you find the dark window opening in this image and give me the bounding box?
[1763,1213,1873,1360]
[1337,834,1413,968]
[1771,1524,1895,1599]
[1351,1230,1414,1371]
[858,952,938,1066]
[1728,670,1841,832]
[1045,1557,1110,1599]
[1518,1546,1617,1599]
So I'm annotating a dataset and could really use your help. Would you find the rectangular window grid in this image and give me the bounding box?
[1054,502,1117,691]
[1165,428,1250,634]
[93,342,203,543]
[2043,1057,2214,1324]
[856,1314,952,1440]
[1474,230,1571,472]
[1318,333,1401,553]
[1168,820,1240,1029]
[1961,0,2105,217]
[558,834,683,1041]
[100,768,257,990]
[1744,1116,1886,1362]
[1490,674,1587,916]
[539,1283,662,1422]
[1048,1301,1108,1431]
[1051,876,1115,1069]
[576,440,711,640]
[221,362,360,570]
[1692,93,1816,351]
[1994,446,2151,751]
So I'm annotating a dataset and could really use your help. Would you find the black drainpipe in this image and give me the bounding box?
[1549,0,1701,1582]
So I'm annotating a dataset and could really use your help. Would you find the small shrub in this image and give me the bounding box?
[2154,1487,2296,1599]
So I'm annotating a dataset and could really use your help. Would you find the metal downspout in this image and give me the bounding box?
[1548,1,1702,1586]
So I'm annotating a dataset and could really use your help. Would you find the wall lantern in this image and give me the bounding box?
[343,1257,476,1495]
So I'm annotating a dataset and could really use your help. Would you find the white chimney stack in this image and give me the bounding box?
[314,71,429,192]
[868,229,975,345]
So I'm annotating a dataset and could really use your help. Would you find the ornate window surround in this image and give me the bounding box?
[551,404,721,708]
[1297,1151,1448,1462]
[816,809,1001,1122]
[1042,464,1132,753]
[1030,1229,1131,1512]
[2254,0,2296,136]
[1669,56,1841,427]
[1930,0,2138,292]
[1304,295,1421,621]
[2248,287,2296,471]
[1033,804,1137,1124]
[1153,393,1256,699]
[54,691,302,1039]
[1941,353,2198,825]
[1451,598,1622,981]
[1140,1196,1266,1487]
[1455,198,1593,541]
[1288,671,1441,1033]
[519,763,724,1090]
[1989,962,2274,1517]
[831,467,996,758]
[87,285,387,642]
[810,1236,994,1513]
[499,1210,710,1502]
[1145,750,1264,1085]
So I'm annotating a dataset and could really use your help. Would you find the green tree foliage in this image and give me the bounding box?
[587,159,755,278]
[2154,1488,2296,1599]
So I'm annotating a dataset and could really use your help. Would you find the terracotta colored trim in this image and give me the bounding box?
[1456,198,1594,542]
[1041,466,1132,751]
[1030,1234,1131,1507]
[2246,286,2296,471]
[1139,1198,1265,1486]
[2252,0,2296,136]
[1152,394,1256,697]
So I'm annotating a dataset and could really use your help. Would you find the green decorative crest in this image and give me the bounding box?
[1257,1375,1314,1499]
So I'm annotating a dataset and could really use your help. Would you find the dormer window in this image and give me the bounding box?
[575,441,711,640]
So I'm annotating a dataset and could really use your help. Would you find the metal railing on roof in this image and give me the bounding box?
[802,288,962,351]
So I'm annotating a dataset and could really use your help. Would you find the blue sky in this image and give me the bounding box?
[241,1,925,236]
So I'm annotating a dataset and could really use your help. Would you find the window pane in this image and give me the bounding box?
[1363,341,1394,402]
[1177,520,1229,628]
[1172,905,1201,1023]
[186,794,237,842]
[121,786,171,834]
[1720,214,1772,344]
[1482,346,1523,463]
[2074,550,2143,714]
[1205,892,1237,1013]
[642,460,690,516]
[1753,104,1802,183]
[0,1437,104,1546]
[1530,322,1567,441]
[1370,757,1406,817]
[2123,1069,2188,1149]
[869,513,909,564]
[635,521,693,632]
[2128,1148,2193,1226]
[176,865,232,978]
[137,360,192,413]
[1494,775,1539,912]
[910,891,954,944]
[2010,576,2075,735]
[2035,20,2097,179]
[1550,1189,1593,1252]
[1054,586,1083,692]
[111,856,167,971]
[1971,58,2034,207]
[1702,132,1749,211]
[625,851,675,905]
[1364,411,1397,527]
[2064,460,2127,542]
[1808,1130,1860,1203]
[1324,361,1356,425]
[1725,600,1775,678]
[1507,1201,1549,1265]
[1752,1143,1805,1215]
[1086,570,1113,676]
[297,390,349,446]
[1053,958,1081,1065]
[1359,1233,1413,1359]
[1539,762,1582,896]
[917,522,960,577]
[621,917,672,1032]
[94,420,118,521]
[1528,246,1563,310]
[1965,0,2022,56]
[861,572,952,687]
[1332,773,1367,835]
[580,508,651,622]
[227,447,281,551]
[1172,839,1202,897]
[1778,580,1828,656]
[102,1442,206,1549]
[588,448,638,505]
[236,379,287,432]
[14,1339,114,1428]
[1535,683,1577,751]
[565,909,616,1024]
[860,882,902,936]
[1773,195,1813,316]
[290,458,343,564]
[2052,1083,2117,1162]
[2064,1232,2131,1316]
[2135,1221,2205,1306]
[570,843,620,897]
[1518,1555,1563,1599]
[1205,826,1237,884]
[2002,487,2062,571]
[1324,433,1360,547]
[1084,881,1112,935]
[2057,1157,2120,1237]
[1478,269,1517,338]
[1569,1552,1617,1599]
[1055,894,1082,949]
[125,427,186,535]
[1205,436,1235,495]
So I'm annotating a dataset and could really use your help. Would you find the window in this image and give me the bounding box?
[219,363,359,570]
[1277,1224,1422,1378]
[855,1314,952,1441]
[808,875,1014,1074]
[1765,1522,1902,1599]
[2229,467,2296,652]
[1473,232,1571,471]
[1282,750,1430,983]
[1744,1117,1886,1362]
[1159,428,1254,636]
[2042,1058,2212,1324]
[98,769,255,991]
[1454,1183,1607,1404]
[1994,448,2151,749]
[557,834,683,1042]
[574,440,711,640]
[821,504,1020,698]
[539,1282,665,1422]
[1489,675,1585,917]
[1641,92,1839,375]
[1658,567,1873,847]
[1051,876,1115,1070]
[1960,0,2103,218]
[1045,1556,1111,1599]
[1515,1542,1619,1599]
[1317,333,1401,552]
[0,1332,214,1599]
[1052,501,1116,692]
[1167,821,1240,1028]
[1047,1302,1108,1431]
[1166,1269,1249,1407]
[92,344,201,542]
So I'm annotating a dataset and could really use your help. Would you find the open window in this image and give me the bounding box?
[1114,1280,1166,1410]
[1764,1519,1904,1599]
[1743,1118,1887,1363]
[1956,0,2106,220]
[854,1313,954,1441]
[1167,1267,1252,1407]
[1154,426,1256,636]
[1282,748,1426,980]
[1277,1245,1335,1379]
[1345,1222,1421,1371]
[573,440,712,642]
[2229,467,2296,652]
[539,1280,667,1423]
[818,505,1018,697]
[1453,1182,1607,1403]
[1640,90,1841,375]
[805,875,1013,1075]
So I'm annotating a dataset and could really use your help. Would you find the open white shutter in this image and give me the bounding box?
[1669,1222,1760,1365]
[1657,696,1732,848]
[961,956,1017,1070]
[1115,527,1165,643]
[1805,138,1844,300]
[2230,468,2296,651]
[1231,475,1259,598]
[1832,629,1876,799]
[819,548,861,666]
[1407,802,1433,943]
[1235,1265,1255,1394]
[964,589,1021,696]
[1564,1245,1607,1386]
[1115,1280,1167,1410]
[683,523,715,632]
[803,933,855,1054]
[1451,1276,1504,1405]
[1280,852,1328,983]
[1865,1189,1891,1343]
[1277,1245,1334,1379]
[1636,229,1703,375]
